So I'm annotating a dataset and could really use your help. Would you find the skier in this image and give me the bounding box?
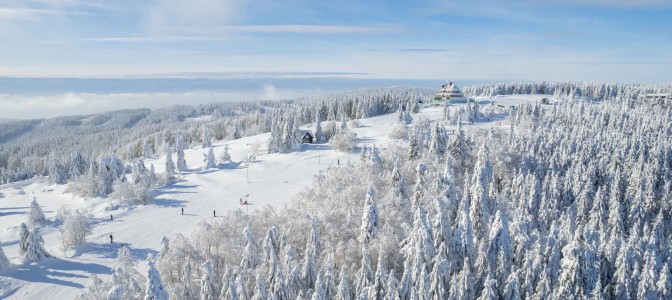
[181,207,184,215]
[110,214,113,221]
[338,159,340,165]
[110,234,113,243]
[213,210,216,217]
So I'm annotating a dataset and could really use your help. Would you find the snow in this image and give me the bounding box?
[0,95,537,299]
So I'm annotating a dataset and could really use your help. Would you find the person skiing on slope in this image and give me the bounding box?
[110,234,113,243]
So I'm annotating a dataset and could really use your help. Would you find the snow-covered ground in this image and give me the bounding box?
[0,94,539,299]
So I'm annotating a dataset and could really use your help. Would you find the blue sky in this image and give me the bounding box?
[1,0,671,82]
[1,0,671,119]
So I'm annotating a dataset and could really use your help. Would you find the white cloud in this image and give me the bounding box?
[145,0,243,35]
[0,89,314,119]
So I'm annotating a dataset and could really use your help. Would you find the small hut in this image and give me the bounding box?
[301,131,314,144]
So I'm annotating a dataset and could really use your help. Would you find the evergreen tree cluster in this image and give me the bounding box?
[81,91,672,299]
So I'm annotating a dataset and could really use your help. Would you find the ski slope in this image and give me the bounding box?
[0,95,541,299]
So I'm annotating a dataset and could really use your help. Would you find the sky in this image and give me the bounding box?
[0,0,671,118]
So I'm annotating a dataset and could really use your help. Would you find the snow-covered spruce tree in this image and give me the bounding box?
[70,150,88,179]
[164,144,176,180]
[219,265,234,299]
[202,126,212,149]
[336,264,352,300]
[426,122,447,160]
[220,144,232,163]
[18,223,29,257]
[176,135,188,172]
[60,209,92,255]
[200,260,217,300]
[142,139,152,158]
[203,146,217,170]
[470,143,492,239]
[252,274,267,300]
[359,185,379,244]
[48,151,67,184]
[240,226,259,270]
[179,261,196,300]
[22,227,51,264]
[315,117,323,143]
[145,256,169,300]
[28,197,47,228]
[354,246,374,295]
[115,244,137,270]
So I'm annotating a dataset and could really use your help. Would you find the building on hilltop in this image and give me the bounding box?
[434,81,469,104]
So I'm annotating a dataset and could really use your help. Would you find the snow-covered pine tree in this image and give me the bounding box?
[470,143,492,238]
[219,265,234,299]
[180,262,196,300]
[28,197,47,228]
[176,135,188,172]
[336,264,352,300]
[164,144,176,180]
[369,255,386,299]
[22,227,51,263]
[657,262,672,299]
[70,150,88,179]
[145,256,168,300]
[354,247,374,295]
[315,117,323,142]
[200,260,217,300]
[142,139,152,158]
[220,144,232,163]
[115,244,137,270]
[359,185,379,244]
[241,226,259,270]
[251,274,267,300]
[237,275,251,300]
[202,126,212,149]
[203,146,217,170]
[18,223,29,257]
[302,246,317,290]
[48,151,67,184]
[411,163,427,212]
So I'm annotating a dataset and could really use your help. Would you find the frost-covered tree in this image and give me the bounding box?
[200,260,217,300]
[241,226,259,270]
[164,145,176,180]
[115,244,137,270]
[329,126,357,152]
[18,223,29,257]
[220,144,232,163]
[202,126,212,149]
[142,139,152,158]
[359,185,379,244]
[252,274,267,300]
[203,146,217,170]
[176,135,188,172]
[22,227,51,263]
[145,257,168,300]
[335,264,352,300]
[180,261,196,300]
[60,209,92,254]
[28,197,47,228]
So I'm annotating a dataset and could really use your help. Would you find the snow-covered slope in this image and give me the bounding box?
[0,95,535,299]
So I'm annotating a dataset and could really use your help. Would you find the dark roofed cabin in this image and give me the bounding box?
[301,132,314,144]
